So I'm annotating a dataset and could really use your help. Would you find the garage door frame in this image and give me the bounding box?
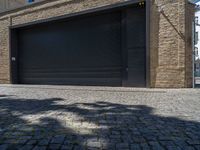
[9,0,150,87]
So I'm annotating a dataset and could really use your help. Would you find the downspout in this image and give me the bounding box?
[192,19,195,88]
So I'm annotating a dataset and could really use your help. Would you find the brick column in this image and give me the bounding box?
[150,0,194,88]
[0,17,10,84]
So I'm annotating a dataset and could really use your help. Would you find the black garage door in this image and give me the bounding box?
[18,12,122,86]
[11,5,146,87]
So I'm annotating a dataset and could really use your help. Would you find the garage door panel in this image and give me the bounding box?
[18,11,122,86]
[21,69,122,78]
[128,48,146,66]
[126,9,146,48]
[21,77,121,86]
[124,7,146,87]
[127,69,146,87]
[19,16,121,68]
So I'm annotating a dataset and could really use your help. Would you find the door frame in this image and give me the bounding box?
[9,0,150,87]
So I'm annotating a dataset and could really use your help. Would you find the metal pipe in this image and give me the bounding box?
[193,20,196,88]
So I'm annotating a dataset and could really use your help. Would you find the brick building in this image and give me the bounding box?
[0,0,25,12]
[195,59,200,76]
[0,0,195,88]
[0,0,43,12]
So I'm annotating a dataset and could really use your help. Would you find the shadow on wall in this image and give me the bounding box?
[0,96,200,149]
[150,2,160,87]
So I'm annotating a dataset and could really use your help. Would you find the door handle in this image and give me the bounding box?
[11,57,16,61]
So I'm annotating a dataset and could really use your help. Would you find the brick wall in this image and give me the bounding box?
[0,0,195,87]
[150,0,194,88]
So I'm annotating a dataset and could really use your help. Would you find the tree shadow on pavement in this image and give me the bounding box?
[0,95,200,150]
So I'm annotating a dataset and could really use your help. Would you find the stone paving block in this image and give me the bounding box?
[87,138,98,143]
[20,136,32,140]
[149,141,165,150]
[73,145,84,150]
[17,138,29,145]
[132,136,146,143]
[48,144,61,150]
[111,131,120,135]
[61,145,73,150]
[140,143,150,150]
[187,139,200,145]
[102,142,115,150]
[109,135,121,140]
[121,135,133,142]
[0,144,8,150]
[20,145,34,150]
[130,144,141,150]
[195,145,200,150]
[50,135,65,144]
[32,145,47,150]
[158,136,172,141]
[181,146,196,150]
[38,138,50,146]
[32,135,44,140]
[4,144,21,150]
[116,143,129,150]
[110,138,121,143]
[144,135,157,141]
[63,139,71,145]
[3,138,18,144]
[87,141,101,148]
[166,146,182,150]
[26,139,38,145]
[160,140,176,147]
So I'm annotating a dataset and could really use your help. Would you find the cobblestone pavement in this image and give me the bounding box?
[0,85,200,150]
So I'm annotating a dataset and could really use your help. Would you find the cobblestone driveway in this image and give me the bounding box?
[0,85,200,150]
